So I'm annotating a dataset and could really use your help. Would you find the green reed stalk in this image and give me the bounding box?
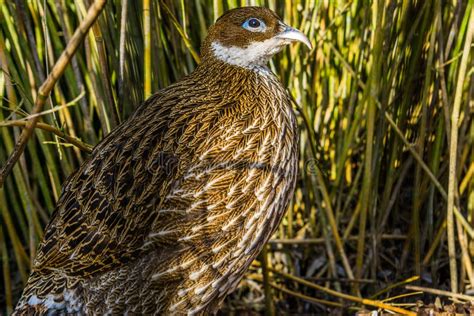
[446,2,474,293]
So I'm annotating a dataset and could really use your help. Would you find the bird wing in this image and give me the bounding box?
[33,82,220,278]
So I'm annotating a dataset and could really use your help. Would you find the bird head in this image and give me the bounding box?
[201,7,312,69]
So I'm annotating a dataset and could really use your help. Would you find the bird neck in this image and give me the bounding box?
[195,56,275,84]
[188,56,291,126]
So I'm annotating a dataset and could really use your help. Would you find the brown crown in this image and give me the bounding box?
[201,7,284,59]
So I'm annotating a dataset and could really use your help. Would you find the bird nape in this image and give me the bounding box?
[14,6,311,315]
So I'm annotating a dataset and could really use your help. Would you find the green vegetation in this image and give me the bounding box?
[0,0,473,314]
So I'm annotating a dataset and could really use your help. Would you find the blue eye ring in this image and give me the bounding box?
[242,18,266,32]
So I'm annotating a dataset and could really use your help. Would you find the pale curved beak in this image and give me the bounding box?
[275,24,312,50]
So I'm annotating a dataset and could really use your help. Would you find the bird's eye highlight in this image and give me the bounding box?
[242,18,266,32]
[249,18,260,27]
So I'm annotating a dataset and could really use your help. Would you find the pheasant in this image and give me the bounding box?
[14,6,311,315]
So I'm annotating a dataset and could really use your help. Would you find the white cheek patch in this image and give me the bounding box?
[211,39,284,69]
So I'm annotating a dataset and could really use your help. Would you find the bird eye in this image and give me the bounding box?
[242,18,266,32]
[248,18,260,27]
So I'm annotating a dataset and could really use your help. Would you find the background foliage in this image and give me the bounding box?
[0,0,473,314]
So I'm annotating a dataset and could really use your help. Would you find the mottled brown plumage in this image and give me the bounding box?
[14,6,310,315]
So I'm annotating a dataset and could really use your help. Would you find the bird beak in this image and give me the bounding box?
[275,24,312,50]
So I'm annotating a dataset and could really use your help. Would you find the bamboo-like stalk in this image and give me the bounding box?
[143,0,151,98]
[14,0,45,82]
[460,162,474,193]
[0,221,12,313]
[118,0,128,115]
[411,2,438,276]
[455,218,474,287]
[446,3,474,293]
[91,16,119,128]
[356,0,383,282]
[260,247,275,316]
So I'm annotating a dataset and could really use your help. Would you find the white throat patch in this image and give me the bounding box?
[211,39,283,70]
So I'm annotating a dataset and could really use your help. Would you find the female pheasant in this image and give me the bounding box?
[14,6,311,315]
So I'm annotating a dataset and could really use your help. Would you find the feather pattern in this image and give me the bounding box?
[14,6,305,315]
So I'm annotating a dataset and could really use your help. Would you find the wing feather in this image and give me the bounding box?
[33,87,197,277]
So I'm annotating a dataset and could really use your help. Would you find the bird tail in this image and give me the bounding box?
[13,270,84,315]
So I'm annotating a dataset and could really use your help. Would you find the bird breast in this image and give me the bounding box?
[68,67,298,315]
[136,70,299,313]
